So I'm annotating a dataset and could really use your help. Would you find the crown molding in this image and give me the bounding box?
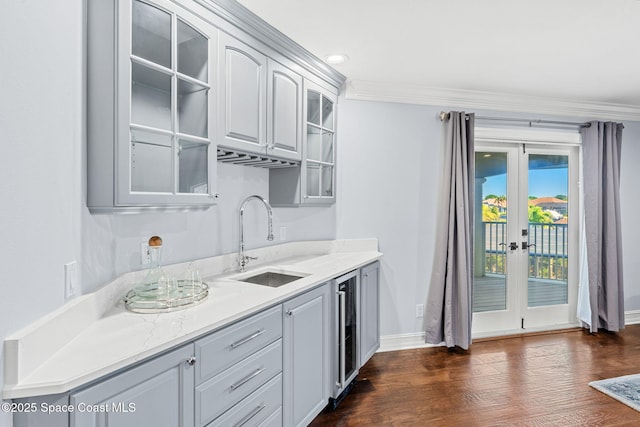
[194,0,346,89]
[345,80,640,122]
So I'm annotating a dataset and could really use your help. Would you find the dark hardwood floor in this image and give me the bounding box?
[311,325,640,426]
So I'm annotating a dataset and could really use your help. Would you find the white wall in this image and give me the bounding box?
[337,97,640,339]
[0,1,84,426]
[336,99,444,335]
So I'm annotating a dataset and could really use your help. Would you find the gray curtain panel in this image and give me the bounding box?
[424,111,475,349]
[581,121,624,332]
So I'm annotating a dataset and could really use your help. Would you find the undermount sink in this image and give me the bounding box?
[234,269,308,288]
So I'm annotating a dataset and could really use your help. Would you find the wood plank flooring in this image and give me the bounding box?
[311,325,640,426]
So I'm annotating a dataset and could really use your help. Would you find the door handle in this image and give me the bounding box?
[337,290,346,389]
[509,242,519,251]
[522,242,535,250]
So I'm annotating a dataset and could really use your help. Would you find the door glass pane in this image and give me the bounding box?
[321,95,334,130]
[321,165,333,197]
[527,154,569,307]
[131,62,172,130]
[177,20,207,82]
[178,140,208,194]
[322,131,334,163]
[306,126,321,161]
[307,91,321,125]
[131,129,173,192]
[132,0,171,68]
[177,78,207,138]
[306,162,320,197]
[473,152,508,313]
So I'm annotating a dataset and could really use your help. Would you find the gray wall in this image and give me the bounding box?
[336,97,640,337]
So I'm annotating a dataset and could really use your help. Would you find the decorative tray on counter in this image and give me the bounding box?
[123,280,209,313]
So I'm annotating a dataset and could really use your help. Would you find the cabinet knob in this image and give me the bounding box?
[209,193,220,199]
[186,356,196,366]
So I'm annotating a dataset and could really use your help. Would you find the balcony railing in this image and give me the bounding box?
[483,222,568,281]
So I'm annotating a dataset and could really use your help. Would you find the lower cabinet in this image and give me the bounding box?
[70,344,195,427]
[13,264,380,427]
[194,305,283,426]
[360,262,380,366]
[282,283,331,427]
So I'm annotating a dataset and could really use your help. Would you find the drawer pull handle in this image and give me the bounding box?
[230,329,265,349]
[234,404,266,427]
[230,368,265,391]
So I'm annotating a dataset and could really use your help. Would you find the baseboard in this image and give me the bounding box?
[378,332,434,352]
[625,310,640,325]
[378,311,640,352]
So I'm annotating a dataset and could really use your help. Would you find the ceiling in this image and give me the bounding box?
[236,0,640,119]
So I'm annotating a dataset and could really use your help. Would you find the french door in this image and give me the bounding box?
[472,141,579,336]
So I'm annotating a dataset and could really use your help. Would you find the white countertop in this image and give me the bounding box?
[2,239,382,399]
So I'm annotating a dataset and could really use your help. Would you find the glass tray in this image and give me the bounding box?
[123,280,209,313]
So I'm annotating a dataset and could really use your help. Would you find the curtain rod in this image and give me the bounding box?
[438,111,591,128]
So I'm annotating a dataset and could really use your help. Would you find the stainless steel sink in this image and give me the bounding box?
[239,271,304,288]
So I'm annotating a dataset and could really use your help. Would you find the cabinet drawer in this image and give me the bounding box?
[196,339,282,426]
[196,305,282,383]
[207,374,283,427]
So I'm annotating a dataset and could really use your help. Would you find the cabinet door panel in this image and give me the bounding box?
[70,344,194,427]
[88,0,217,211]
[360,262,380,366]
[218,33,266,152]
[267,61,302,161]
[283,284,330,427]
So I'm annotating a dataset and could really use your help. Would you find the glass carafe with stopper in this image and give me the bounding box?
[136,235,166,297]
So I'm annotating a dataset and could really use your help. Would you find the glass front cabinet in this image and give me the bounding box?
[302,80,337,204]
[87,0,217,212]
[87,0,344,212]
[269,79,338,206]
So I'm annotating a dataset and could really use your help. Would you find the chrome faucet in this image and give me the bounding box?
[238,195,274,272]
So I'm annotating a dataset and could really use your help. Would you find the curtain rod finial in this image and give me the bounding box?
[439,111,449,121]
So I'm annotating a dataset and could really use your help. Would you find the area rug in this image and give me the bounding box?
[589,374,640,412]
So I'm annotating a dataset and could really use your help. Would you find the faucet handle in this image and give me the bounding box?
[238,255,258,272]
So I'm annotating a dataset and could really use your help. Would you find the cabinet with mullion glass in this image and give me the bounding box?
[268,79,337,206]
[302,80,337,204]
[87,0,217,212]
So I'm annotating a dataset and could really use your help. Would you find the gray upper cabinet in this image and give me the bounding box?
[70,344,195,427]
[269,78,337,206]
[217,31,302,162]
[302,80,337,204]
[217,32,267,154]
[87,0,217,213]
[267,60,303,161]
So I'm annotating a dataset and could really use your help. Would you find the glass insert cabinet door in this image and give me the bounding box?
[303,80,336,203]
[118,0,215,207]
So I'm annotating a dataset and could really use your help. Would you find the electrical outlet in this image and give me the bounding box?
[141,242,150,265]
[415,304,424,318]
[65,261,78,301]
[280,226,287,241]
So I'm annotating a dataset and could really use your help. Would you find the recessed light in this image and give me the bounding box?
[325,54,349,65]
